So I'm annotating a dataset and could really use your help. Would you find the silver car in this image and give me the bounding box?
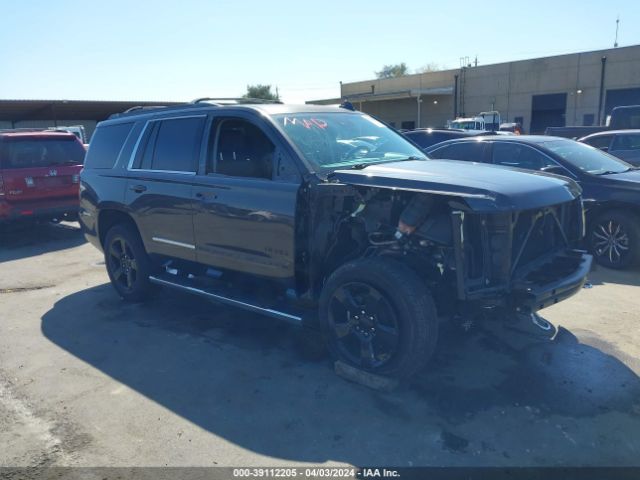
[579,129,640,166]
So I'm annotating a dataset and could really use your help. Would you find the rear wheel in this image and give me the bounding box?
[104,224,154,301]
[320,258,438,378]
[589,211,640,269]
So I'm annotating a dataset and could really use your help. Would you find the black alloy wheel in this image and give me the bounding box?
[104,224,154,301]
[328,281,400,370]
[320,258,438,378]
[107,236,139,293]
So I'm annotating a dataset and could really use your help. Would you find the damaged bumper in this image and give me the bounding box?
[511,250,592,312]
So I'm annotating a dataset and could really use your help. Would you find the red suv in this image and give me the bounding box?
[0,130,85,223]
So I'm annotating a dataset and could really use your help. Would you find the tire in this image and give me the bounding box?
[319,257,438,378]
[104,223,154,301]
[589,210,640,269]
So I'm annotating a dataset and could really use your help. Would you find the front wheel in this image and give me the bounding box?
[589,211,640,269]
[319,258,438,378]
[104,223,154,301]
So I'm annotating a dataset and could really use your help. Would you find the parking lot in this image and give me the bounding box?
[1,221,640,467]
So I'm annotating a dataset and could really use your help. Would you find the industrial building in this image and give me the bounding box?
[312,44,640,133]
[0,99,180,140]
[2,45,639,140]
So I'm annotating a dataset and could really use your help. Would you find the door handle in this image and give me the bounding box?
[130,185,147,193]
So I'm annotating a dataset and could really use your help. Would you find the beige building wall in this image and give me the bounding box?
[340,44,640,133]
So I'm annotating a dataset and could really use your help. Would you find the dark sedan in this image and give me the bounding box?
[402,128,483,150]
[425,135,640,269]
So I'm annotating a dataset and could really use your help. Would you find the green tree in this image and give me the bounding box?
[243,84,280,101]
[375,63,409,79]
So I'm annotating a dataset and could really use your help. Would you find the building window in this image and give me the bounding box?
[401,121,415,130]
[583,114,595,126]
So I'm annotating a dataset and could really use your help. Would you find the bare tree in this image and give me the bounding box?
[375,63,409,79]
[415,62,446,74]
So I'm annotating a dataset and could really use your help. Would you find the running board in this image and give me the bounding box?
[148,275,303,325]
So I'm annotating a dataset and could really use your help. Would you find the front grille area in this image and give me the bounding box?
[460,198,583,297]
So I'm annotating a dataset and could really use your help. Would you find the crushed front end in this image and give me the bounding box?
[449,198,592,313]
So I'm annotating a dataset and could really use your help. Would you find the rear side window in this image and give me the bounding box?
[584,135,613,150]
[133,117,205,172]
[0,136,86,169]
[492,142,555,170]
[429,142,485,162]
[406,132,448,149]
[611,134,640,151]
[85,123,134,169]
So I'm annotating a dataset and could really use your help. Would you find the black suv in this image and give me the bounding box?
[80,100,591,378]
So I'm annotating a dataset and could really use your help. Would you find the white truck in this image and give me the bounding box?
[448,111,501,132]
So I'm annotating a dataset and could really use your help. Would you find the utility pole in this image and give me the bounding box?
[614,16,620,47]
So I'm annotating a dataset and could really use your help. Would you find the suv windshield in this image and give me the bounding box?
[273,112,426,170]
[1,136,85,169]
[537,139,632,175]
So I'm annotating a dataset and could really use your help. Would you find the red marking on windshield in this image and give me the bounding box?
[283,117,328,129]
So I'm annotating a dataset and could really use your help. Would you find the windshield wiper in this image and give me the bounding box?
[326,156,426,171]
[594,169,628,176]
[348,157,425,169]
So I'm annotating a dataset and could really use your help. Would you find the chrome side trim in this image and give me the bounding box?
[127,121,150,170]
[151,237,196,250]
[148,276,303,324]
[131,169,196,175]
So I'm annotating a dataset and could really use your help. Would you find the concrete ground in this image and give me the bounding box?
[1,222,639,467]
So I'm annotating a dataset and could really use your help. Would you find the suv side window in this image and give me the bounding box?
[429,142,485,161]
[133,116,205,172]
[210,119,275,180]
[584,135,613,150]
[85,122,133,169]
[491,142,555,170]
[611,133,640,151]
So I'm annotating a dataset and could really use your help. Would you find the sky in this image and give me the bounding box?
[1,0,639,104]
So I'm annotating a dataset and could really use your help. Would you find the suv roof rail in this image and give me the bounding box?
[191,97,282,105]
[108,105,183,119]
[107,98,283,120]
[123,105,170,114]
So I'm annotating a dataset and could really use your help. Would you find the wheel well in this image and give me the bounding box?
[98,210,138,247]
[587,203,640,229]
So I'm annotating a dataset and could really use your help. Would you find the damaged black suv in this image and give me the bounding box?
[80,99,592,378]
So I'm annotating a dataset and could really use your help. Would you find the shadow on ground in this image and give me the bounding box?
[0,221,86,263]
[41,284,640,465]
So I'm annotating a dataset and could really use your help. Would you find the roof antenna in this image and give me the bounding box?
[614,15,620,48]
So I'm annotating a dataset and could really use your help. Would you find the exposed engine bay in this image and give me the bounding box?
[308,183,588,316]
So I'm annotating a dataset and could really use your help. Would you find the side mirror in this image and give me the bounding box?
[541,165,567,176]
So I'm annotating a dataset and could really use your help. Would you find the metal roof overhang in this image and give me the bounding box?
[0,99,183,122]
[345,87,454,103]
